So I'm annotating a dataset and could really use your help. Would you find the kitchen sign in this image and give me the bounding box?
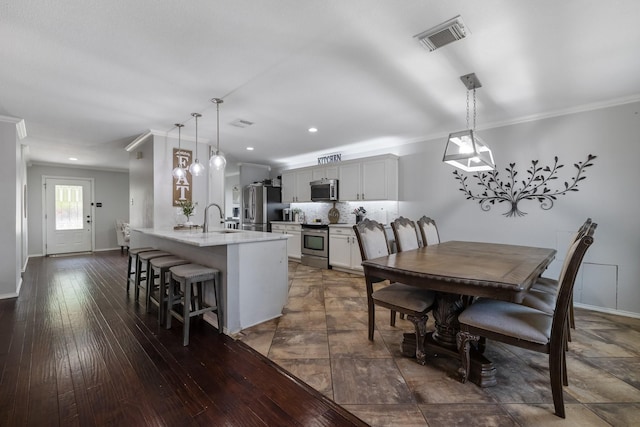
[317,153,342,165]
[173,148,192,206]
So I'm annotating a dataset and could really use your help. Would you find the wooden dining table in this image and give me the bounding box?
[361,240,556,387]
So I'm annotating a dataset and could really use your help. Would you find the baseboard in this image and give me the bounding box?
[574,302,640,319]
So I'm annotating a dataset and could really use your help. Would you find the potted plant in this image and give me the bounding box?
[178,200,197,225]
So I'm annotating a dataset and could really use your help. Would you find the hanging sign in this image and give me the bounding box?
[173,148,192,206]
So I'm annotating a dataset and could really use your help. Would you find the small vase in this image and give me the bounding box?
[356,215,363,224]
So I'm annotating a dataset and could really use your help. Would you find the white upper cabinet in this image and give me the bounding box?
[282,154,398,203]
[282,169,313,202]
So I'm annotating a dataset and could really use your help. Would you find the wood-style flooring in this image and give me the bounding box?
[0,251,366,426]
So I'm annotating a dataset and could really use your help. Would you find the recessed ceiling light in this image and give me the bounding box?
[69,157,78,161]
[308,127,318,133]
[246,147,254,151]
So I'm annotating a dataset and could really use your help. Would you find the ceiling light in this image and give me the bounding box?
[69,157,78,161]
[443,73,495,172]
[172,123,186,179]
[308,127,318,133]
[188,112,205,176]
[209,98,226,171]
[246,147,254,151]
[414,15,468,52]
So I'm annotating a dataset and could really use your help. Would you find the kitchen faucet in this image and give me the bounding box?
[203,202,224,232]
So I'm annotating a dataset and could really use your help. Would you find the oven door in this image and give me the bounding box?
[301,229,328,258]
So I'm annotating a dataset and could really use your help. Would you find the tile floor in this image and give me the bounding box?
[237,262,640,426]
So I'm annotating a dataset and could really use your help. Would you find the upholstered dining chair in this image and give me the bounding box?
[526,218,592,342]
[353,219,436,364]
[417,216,440,246]
[456,222,596,418]
[391,216,421,252]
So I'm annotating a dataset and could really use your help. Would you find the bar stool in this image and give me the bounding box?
[134,250,172,302]
[126,247,155,293]
[148,256,189,325]
[166,264,222,346]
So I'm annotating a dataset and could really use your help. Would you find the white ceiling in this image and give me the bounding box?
[3,0,640,173]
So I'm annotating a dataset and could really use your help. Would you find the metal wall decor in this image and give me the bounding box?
[453,154,597,217]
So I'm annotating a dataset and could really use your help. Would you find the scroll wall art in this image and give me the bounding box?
[453,154,597,217]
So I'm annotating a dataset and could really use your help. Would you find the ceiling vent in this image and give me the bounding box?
[230,118,254,128]
[414,15,468,52]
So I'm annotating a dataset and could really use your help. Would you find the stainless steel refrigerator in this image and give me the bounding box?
[242,183,287,232]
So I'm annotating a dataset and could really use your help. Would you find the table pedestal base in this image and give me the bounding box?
[401,332,497,387]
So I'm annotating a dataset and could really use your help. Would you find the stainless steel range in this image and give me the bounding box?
[301,223,329,269]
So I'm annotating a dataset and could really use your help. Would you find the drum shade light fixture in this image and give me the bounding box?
[171,123,186,179]
[209,98,226,171]
[189,112,204,176]
[443,73,495,172]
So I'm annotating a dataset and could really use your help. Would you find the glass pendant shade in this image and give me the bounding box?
[189,159,204,176]
[209,151,226,170]
[443,129,495,172]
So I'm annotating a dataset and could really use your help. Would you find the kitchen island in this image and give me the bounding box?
[130,227,289,335]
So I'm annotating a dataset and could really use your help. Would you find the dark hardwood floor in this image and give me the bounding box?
[0,251,367,426]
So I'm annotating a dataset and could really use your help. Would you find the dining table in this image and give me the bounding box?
[361,240,556,387]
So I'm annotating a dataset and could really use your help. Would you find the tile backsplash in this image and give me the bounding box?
[290,201,399,225]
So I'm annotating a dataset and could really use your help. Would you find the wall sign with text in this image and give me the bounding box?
[173,148,192,206]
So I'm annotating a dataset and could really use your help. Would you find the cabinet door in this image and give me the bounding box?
[338,162,361,201]
[281,172,296,203]
[361,158,388,200]
[349,236,363,271]
[286,225,301,259]
[295,170,313,202]
[329,234,351,269]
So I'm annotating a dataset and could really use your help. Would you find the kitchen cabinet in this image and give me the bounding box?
[281,169,313,203]
[312,165,339,181]
[338,155,398,201]
[329,226,363,272]
[272,222,302,260]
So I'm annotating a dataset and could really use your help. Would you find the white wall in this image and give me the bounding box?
[129,139,154,228]
[27,164,129,255]
[0,118,22,299]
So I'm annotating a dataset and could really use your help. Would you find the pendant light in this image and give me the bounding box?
[189,112,205,176]
[209,97,226,171]
[171,123,186,179]
[443,73,495,172]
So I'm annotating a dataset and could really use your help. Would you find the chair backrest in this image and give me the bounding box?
[550,222,596,343]
[353,219,390,261]
[391,216,420,252]
[417,216,440,246]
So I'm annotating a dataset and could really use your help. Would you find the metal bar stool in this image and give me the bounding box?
[148,256,189,325]
[134,250,171,302]
[126,247,155,293]
[166,264,222,346]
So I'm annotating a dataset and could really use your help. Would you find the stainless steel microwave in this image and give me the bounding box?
[310,179,339,202]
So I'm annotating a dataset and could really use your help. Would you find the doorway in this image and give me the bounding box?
[43,177,94,255]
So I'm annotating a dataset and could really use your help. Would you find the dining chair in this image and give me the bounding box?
[416,216,440,246]
[353,219,436,365]
[456,222,596,418]
[391,216,421,252]
[529,218,592,336]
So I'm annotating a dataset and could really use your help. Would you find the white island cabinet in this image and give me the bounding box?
[131,227,289,335]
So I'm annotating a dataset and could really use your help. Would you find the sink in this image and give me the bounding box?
[207,229,241,234]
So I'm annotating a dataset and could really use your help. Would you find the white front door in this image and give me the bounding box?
[44,178,93,255]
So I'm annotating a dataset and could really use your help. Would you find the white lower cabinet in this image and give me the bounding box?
[271,223,301,260]
[329,226,363,272]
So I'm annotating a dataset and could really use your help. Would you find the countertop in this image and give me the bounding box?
[134,227,289,247]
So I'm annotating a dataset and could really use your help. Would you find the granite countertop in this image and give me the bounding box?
[134,227,289,247]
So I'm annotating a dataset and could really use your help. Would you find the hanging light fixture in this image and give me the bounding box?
[171,123,186,179]
[443,73,495,172]
[209,97,226,171]
[189,112,205,176]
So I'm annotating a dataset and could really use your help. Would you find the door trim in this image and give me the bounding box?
[42,175,96,256]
